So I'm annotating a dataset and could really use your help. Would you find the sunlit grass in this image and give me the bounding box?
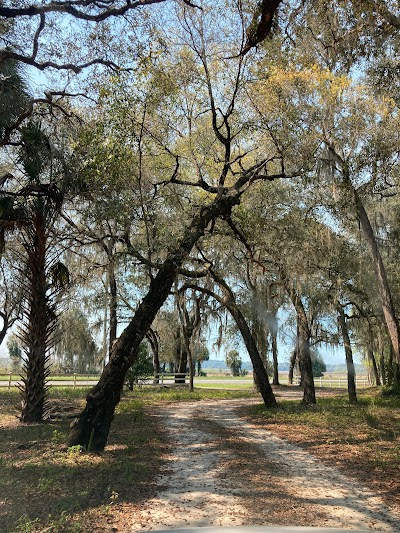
[0,388,165,533]
[247,390,400,477]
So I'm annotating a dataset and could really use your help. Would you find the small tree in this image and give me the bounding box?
[7,334,22,372]
[125,343,153,390]
[226,349,242,377]
[55,309,99,373]
[311,350,326,378]
[193,343,209,376]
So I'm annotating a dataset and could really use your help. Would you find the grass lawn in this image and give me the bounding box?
[245,388,400,511]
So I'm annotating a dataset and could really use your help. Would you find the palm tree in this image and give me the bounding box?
[0,121,68,422]
[17,122,68,422]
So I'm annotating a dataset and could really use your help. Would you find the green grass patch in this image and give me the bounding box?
[119,385,258,406]
[0,388,165,533]
[247,390,400,476]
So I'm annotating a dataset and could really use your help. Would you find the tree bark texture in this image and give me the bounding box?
[20,213,51,422]
[337,306,357,404]
[68,193,240,450]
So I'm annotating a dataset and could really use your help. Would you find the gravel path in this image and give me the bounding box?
[125,399,400,532]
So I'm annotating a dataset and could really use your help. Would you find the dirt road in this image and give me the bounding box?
[115,399,400,532]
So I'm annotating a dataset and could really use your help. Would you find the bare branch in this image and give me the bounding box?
[0,49,124,73]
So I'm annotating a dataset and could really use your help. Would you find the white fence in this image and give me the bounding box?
[1,372,371,390]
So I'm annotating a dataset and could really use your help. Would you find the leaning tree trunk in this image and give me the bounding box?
[227,301,277,407]
[20,213,51,422]
[337,305,357,404]
[349,180,400,365]
[184,278,277,408]
[68,193,240,451]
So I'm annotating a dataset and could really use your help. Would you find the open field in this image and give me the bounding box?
[1,386,399,532]
[1,371,371,390]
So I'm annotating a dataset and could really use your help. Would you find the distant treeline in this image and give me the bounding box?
[202,360,366,374]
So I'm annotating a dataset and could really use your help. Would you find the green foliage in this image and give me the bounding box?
[311,350,327,377]
[19,121,52,182]
[55,308,99,373]
[125,342,153,388]
[0,57,29,137]
[7,334,21,360]
[225,349,242,377]
[193,343,210,375]
[7,334,22,371]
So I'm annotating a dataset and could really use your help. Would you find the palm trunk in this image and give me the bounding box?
[20,213,51,422]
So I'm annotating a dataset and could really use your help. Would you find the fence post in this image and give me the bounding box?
[161,372,164,385]
[320,377,322,387]
[339,377,342,388]
[73,373,76,389]
[8,372,12,391]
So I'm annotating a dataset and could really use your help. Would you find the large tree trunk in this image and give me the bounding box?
[20,213,51,422]
[297,320,315,404]
[68,193,240,451]
[349,180,400,364]
[337,305,357,404]
[227,301,277,407]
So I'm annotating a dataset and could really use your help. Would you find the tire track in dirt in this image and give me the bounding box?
[126,399,400,532]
